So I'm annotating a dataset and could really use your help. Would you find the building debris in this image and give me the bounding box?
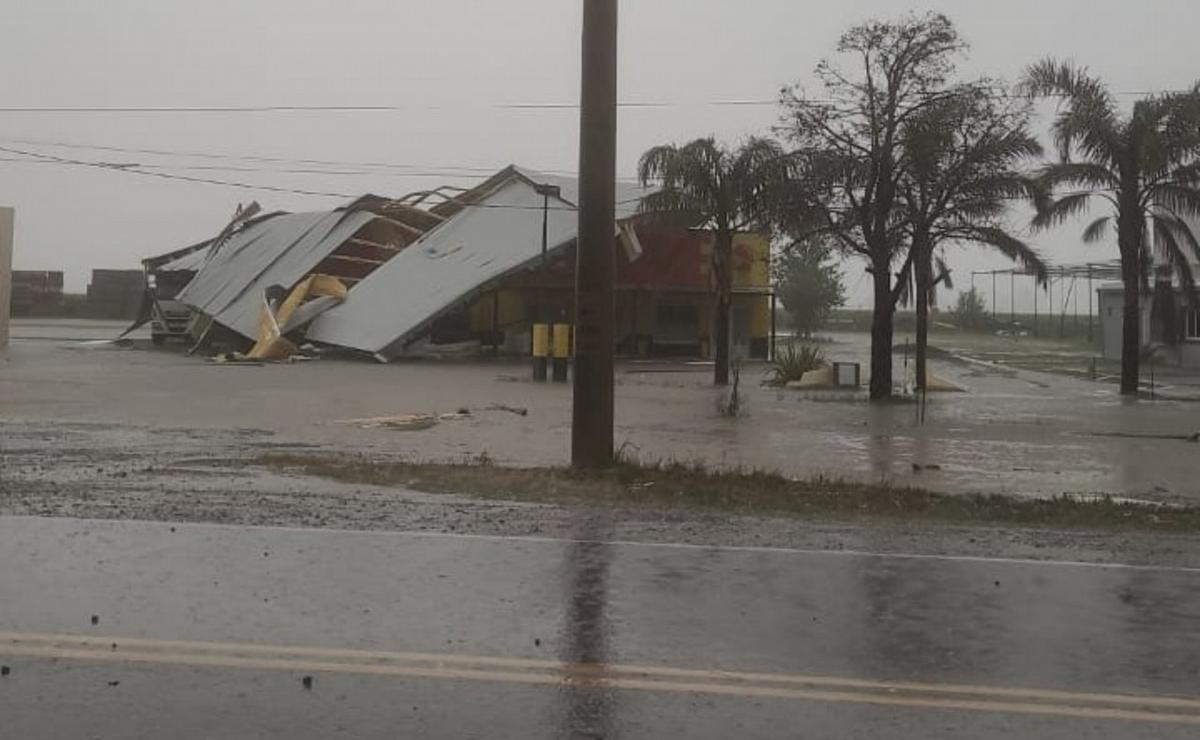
[339,414,440,431]
[137,165,777,364]
[246,274,347,361]
[1090,431,1200,443]
[487,403,529,416]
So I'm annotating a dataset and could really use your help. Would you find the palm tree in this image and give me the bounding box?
[1024,60,1200,395]
[899,86,1048,390]
[638,137,785,385]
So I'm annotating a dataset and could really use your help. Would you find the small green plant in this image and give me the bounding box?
[764,343,825,386]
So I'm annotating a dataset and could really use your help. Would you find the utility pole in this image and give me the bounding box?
[0,208,13,351]
[1087,264,1094,343]
[572,0,618,468]
[992,272,997,322]
[1010,272,1015,325]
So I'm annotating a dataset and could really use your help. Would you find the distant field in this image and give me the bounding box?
[825,308,1098,340]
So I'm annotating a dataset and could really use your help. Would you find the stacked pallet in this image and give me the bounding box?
[10,271,64,317]
[85,269,144,319]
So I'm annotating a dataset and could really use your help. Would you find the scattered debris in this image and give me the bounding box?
[339,409,479,430]
[67,338,135,351]
[1090,431,1200,443]
[911,463,943,472]
[207,354,265,366]
[90,615,99,626]
[107,680,120,687]
[1,666,10,677]
[302,676,314,690]
[487,403,529,417]
[340,414,440,431]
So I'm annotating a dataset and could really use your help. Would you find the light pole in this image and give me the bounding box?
[572,0,618,468]
[533,183,562,324]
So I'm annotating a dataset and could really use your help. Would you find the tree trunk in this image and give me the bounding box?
[1120,258,1141,395]
[869,263,894,401]
[915,253,930,392]
[713,230,733,386]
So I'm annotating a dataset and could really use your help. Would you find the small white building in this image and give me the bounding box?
[1098,282,1200,368]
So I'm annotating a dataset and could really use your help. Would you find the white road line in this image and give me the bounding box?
[3,515,1199,574]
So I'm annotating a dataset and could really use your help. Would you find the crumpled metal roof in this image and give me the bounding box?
[156,247,210,273]
[509,166,648,220]
[307,170,622,358]
[176,208,376,340]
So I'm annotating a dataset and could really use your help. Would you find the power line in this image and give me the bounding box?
[0,145,649,211]
[0,145,357,198]
[0,100,780,114]
[0,88,1189,115]
[0,136,643,181]
[0,136,509,173]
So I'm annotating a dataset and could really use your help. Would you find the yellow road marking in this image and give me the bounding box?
[3,630,1197,711]
[2,631,1199,726]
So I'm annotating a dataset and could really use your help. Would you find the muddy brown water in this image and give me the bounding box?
[2,323,1199,504]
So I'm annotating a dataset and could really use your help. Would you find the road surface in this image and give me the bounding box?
[0,516,1198,738]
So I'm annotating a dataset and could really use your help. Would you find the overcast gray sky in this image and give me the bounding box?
[2,0,1199,309]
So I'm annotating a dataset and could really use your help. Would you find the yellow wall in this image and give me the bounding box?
[734,233,770,340]
[468,289,525,332]
[733,233,771,290]
[748,295,770,338]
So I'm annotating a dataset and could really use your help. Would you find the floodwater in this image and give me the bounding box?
[2,320,1199,503]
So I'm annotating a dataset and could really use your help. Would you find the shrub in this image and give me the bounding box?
[764,343,825,386]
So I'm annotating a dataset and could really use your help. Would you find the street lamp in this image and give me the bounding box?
[533,183,562,324]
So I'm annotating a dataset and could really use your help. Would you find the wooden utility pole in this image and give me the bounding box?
[571,0,618,468]
[0,208,14,351]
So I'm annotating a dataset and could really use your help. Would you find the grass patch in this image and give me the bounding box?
[255,453,1200,533]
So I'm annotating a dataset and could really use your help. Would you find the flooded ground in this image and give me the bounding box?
[2,319,1198,506]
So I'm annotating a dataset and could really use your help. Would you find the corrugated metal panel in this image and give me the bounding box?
[176,209,376,339]
[157,248,209,273]
[307,177,581,357]
[510,165,647,220]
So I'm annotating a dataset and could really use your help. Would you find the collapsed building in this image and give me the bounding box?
[140,166,773,361]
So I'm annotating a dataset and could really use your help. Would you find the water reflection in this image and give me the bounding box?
[557,535,616,739]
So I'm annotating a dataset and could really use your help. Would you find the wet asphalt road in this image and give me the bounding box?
[1,517,1198,738]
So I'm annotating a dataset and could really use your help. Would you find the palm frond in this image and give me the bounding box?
[1036,162,1119,191]
[1081,216,1112,244]
[1152,214,1200,304]
[934,255,953,290]
[964,226,1048,283]
[1020,59,1121,164]
[1148,183,1200,219]
[636,190,709,228]
[1031,191,1092,231]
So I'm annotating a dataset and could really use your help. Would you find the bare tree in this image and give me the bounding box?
[778,12,966,400]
